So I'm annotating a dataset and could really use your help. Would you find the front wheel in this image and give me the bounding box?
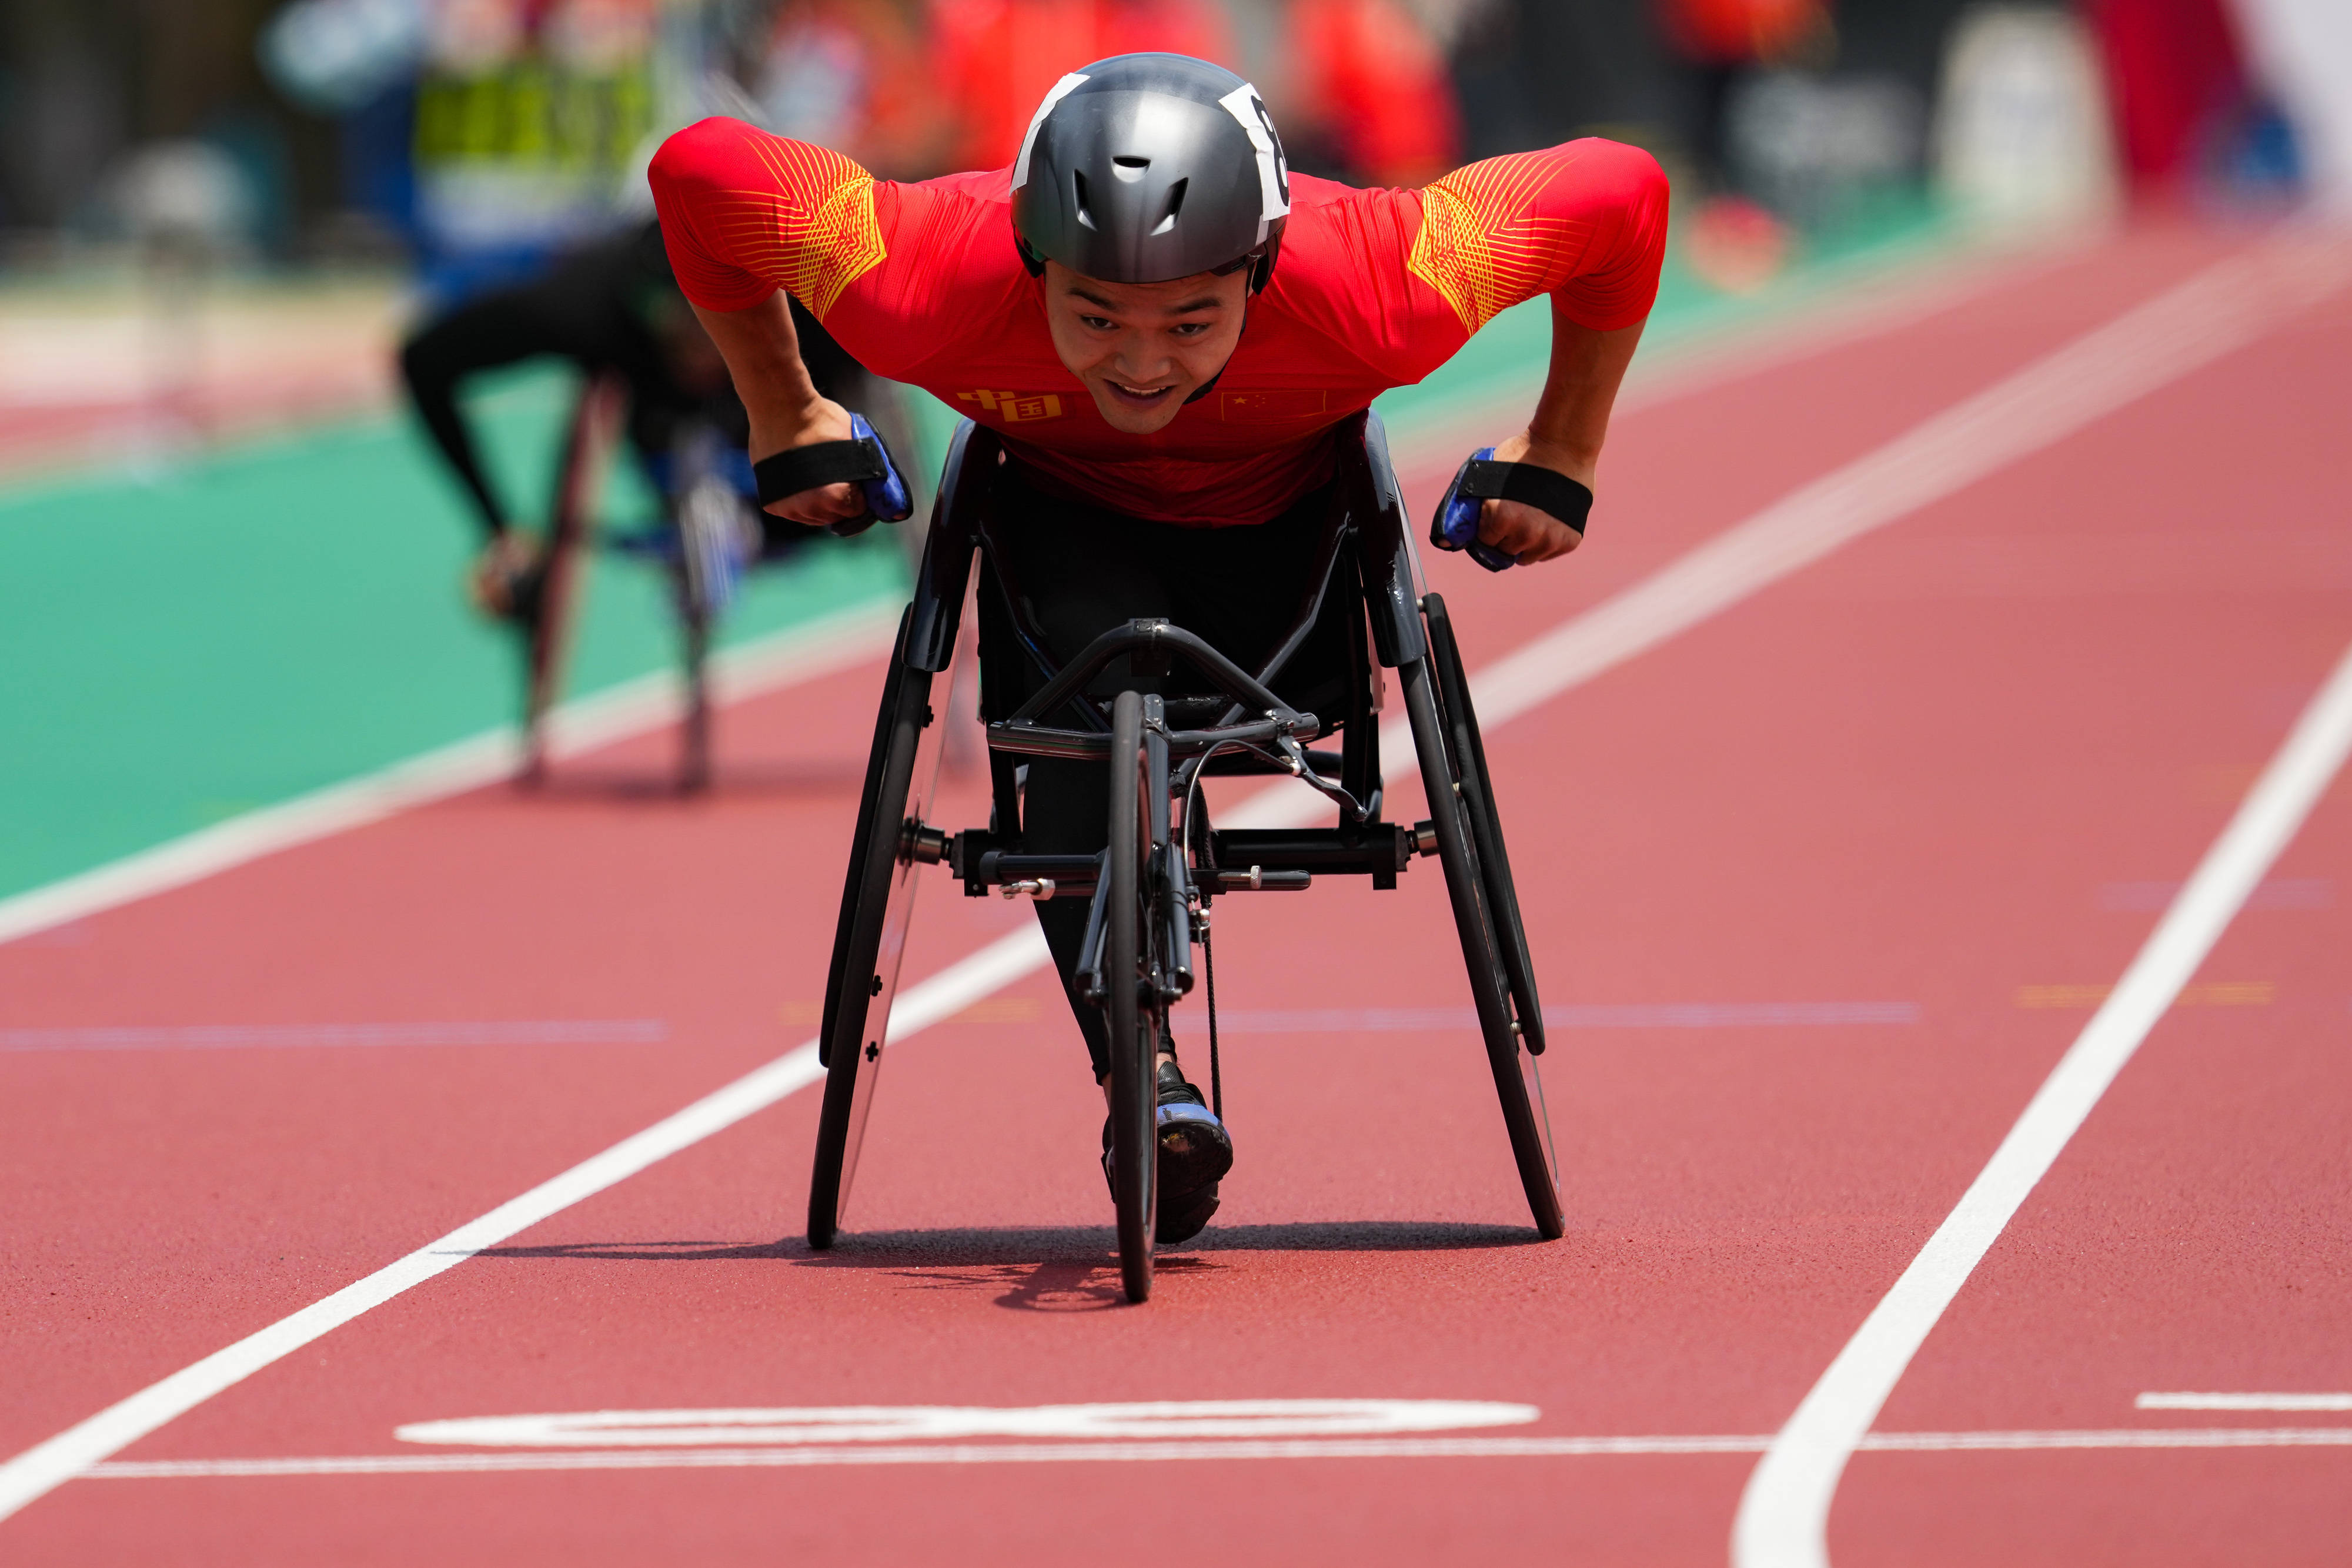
[1104,690,1157,1302]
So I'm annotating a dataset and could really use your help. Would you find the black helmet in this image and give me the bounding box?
[1010,53,1290,290]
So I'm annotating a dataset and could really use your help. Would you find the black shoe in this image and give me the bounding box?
[1152,1060,1232,1245]
[1098,1061,1235,1246]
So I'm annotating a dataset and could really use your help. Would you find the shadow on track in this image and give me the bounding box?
[490,760,869,802]
[472,1222,1541,1310]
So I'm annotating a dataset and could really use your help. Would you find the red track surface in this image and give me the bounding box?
[5,225,2350,1564]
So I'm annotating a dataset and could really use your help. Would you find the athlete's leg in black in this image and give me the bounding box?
[989,471,1344,1078]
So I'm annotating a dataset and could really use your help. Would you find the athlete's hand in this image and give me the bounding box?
[468,530,542,618]
[751,396,863,527]
[1476,433,1592,565]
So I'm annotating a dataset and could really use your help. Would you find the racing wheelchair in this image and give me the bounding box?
[813,410,1560,1302]
[513,373,924,791]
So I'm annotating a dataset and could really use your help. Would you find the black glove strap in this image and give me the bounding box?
[753,436,885,508]
[1455,459,1594,536]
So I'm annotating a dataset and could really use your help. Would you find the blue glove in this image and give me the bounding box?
[1430,449,1594,573]
[751,412,915,538]
[844,413,913,534]
[1431,446,1521,573]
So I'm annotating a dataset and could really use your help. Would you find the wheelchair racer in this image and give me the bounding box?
[398,219,872,617]
[650,54,1665,1241]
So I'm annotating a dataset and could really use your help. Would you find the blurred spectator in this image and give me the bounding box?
[1655,0,1832,192]
[2229,0,2352,211]
[1722,65,1923,225]
[753,0,950,177]
[107,141,266,258]
[1447,0,1676,165]
[1933,5,2119,223]
[1651,0,1822,290]
[4,0,320,253]
[2083,0,2247,193]
[2082,0,2303,206]
[263,0,664,297]
[1283,0,1462,185]
[924,0,1460,186]
[928,0,1235,172]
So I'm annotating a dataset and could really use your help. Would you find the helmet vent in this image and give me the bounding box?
[1072,169,1096,229]
[1150,178,1187,236]
[1111,156,1149,184]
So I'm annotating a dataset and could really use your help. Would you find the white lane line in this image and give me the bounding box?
[393,1398,1538,1447]
[1224,236,2348,834]
[2101,876,2334,911]
[1208,1003,1919,1033]
[0,600,901,948]
[77,1427,2352,1480]
[1385,223,2097,473]
[0,924,1041,1527]
[5,235,2334,1527]
[1731,636,2352,1567]
[1468,232,2352,733]
[2138,1393,2352,1412]
[0,1019,670,1054]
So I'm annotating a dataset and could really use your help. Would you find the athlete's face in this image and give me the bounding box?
[1042,262,1250,433]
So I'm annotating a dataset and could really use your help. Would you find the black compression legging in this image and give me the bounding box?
[981,467,1355,1079]
[399,236,688,536]
[397,221,859,538]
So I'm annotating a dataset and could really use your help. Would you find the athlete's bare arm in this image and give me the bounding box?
[688,292,863,526]
[1480,307,1646,566]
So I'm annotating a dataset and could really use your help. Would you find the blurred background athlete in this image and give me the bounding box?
[396,216,872,616]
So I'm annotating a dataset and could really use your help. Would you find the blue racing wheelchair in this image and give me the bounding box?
[812,412,1560,1302]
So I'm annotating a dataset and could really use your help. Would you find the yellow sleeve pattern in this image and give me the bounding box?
[1406,149,1591,334]
[711,136,887,319]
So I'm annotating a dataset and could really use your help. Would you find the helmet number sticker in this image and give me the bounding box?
[1217,82,1291,229]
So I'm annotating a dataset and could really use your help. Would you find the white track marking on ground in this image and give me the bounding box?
[0,600,900,948]
[1227,234,2352,836]
[395,1399,1539,1447]
[0,925,1035,1526]
[4,236,2334,1528]
[1732,638,2352,1565]
[1207,1002,1919,1032]
[1385,225,2099,473]
[75,1427,2352,1482]
[0,1019,669,1053]
[1469,233,2352,736]
[2137,1392,2352,1412]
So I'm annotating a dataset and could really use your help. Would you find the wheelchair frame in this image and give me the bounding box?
[516,372,927,793]
[811,410,1562,1302]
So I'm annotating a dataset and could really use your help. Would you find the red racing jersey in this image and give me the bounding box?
[651,118,1668,526]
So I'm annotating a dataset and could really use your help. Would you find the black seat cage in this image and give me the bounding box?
[903,409,1432,890]
[989,618,1321,763]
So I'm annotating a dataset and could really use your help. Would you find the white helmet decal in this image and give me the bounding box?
[1216,81,1291,241]
[1011,72,1091,192]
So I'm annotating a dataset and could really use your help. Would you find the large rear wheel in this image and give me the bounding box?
[1399,650,1563,1240]
[807,609,950,1248]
